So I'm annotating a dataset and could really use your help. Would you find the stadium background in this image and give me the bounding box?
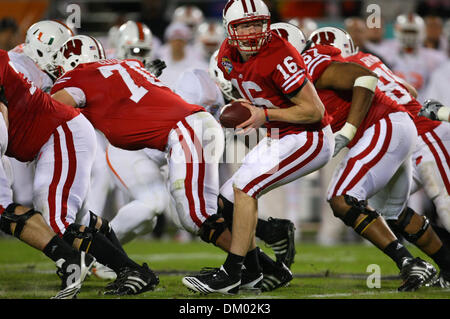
[0,0,448,245]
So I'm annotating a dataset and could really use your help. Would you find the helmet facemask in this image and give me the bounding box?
[227,16,271,54]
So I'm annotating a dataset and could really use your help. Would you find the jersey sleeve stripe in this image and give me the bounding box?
[309,56,331,78]
[281,69,305,88]
[284,73,306,92]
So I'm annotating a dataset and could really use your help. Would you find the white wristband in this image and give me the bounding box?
[437,106,450,122]
[339,122,357,140]
[354,75,378,92]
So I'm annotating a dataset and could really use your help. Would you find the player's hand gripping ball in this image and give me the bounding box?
[219,101,252,128]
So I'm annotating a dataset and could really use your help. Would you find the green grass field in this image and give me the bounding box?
[0,237,449,300]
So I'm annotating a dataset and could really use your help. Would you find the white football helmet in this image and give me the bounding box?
[209,49,234,101]
[56,35,106,76]
[271,22,307,53]
[22,20,74,79]
[394,13,425,50]
[116,20,153,63]
[223,0,271,54]
[196,21,226,57]
[309,26,357,57]
[287,17,318,38]
[172,5,205,32]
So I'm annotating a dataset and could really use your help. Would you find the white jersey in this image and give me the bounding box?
[174,68,225,120]
[155,43,208,89]
[388,47,446,103]
[0,112,7,157]
[0,114,13,208]
[365,39,400,66]
[7,51,53,92]
[424,59,450,106]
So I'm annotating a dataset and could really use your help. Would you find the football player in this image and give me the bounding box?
[274,23,439,291]
[310,26,450,288]
[182,0,335,294]
[387,13,446,102]
[209,48,298,273]
[115,20,166,77]
[0,47,157,296]
[0,97,95,299]
[6,20,74,208]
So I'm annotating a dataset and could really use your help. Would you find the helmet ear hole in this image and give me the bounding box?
[37,50,43,57]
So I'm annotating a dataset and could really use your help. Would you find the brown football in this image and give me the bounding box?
[219,101,252,128]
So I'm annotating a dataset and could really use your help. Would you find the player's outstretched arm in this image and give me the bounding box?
[264,80,325,124]
[316,61,378,156]
[419,99,450,122]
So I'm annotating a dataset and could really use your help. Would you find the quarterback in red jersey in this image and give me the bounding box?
[182,0,335,295]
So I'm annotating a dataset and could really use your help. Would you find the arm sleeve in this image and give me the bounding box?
[51,72,86,107]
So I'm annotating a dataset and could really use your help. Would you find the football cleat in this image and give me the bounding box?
[91,262,117,281]
[104,263,159,295]
[240,267,263,293]
[52,251,96,299]
[261,261,293,292]
[398,257,437,292]
[264,218,296,268]
[427,271,450,288]
[182,266,241,295]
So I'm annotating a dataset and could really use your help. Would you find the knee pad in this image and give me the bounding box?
[88,211,111,235]
[0,203,41,238]
[217,194,234,230]
[198,214,227,246]
[337,195,379,235]
[62,223,96,252]
[390,207,430,244]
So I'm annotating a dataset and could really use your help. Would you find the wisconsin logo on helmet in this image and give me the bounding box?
[223,0,272,54]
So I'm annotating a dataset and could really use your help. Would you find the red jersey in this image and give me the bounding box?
[217,31,330,138]
[302,45,411,147]
[51,59,204,151]
[345,51,441,136]
[0,50,80,162]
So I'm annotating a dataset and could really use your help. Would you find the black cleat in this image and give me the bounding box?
[240,267,263,293]
[182,266,241,295]
[104,263,159,295]
[261,261,293,292]
[398,257,437,292]
[427,271,450,288]
[52,252,96,299]
[263,218,296,268]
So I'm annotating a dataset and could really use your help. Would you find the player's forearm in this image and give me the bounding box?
[346,86,375,128]
[267,80,324,124]
[266,103,323,124]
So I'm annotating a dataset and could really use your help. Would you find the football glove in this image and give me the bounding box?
[333,133,350,157]
[146,59,166,78]
[419,99,444,120]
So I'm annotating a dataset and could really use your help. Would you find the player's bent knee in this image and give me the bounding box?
[198,214,227,246]
[0,203,42,238]
[331,195,379,234]
[388,207,430,243]
[217,194,234,229]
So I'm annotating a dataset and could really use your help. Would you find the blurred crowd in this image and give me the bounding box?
[0,0,449,245]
